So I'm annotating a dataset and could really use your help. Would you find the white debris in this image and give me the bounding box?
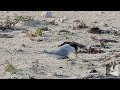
[109,64,120,76]
[41,11,52,18]
[58,17,68,22]
[3,11,8,13]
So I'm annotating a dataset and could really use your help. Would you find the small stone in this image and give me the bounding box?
[59,67,63,69]
[90,69,98,73]
[21,44,26,47]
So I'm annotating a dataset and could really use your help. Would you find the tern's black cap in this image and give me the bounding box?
[59,41,86,51]
[69,42,78,52]
[59,41,78,51]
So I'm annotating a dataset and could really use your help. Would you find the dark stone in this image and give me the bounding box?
[90,69,98,73]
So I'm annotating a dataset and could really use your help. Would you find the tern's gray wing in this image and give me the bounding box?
[52,49,69,56]
[50,44,71,56]
[44,44,72,59]
[46,49,69,59]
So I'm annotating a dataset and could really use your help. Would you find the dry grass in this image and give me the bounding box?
[4,61,18,74]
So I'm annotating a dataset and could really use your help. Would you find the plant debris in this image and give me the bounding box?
[58,30,73,35]
[73,19,80,22]
[88,47,105,54]
[73,20,89,30]
[0,16,16,31]
[30,38,43,42]
[78,47,105,54]
[14,15,34,22]
[5,61,18,74]
[88,27,110,34]
[40,27,50,31]
[35,28,43,37]
[91,36,118,43]
[110,30,120,36]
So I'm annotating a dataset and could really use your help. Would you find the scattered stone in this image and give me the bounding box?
[58,30,73,35]
[58,67,63,69]
[40,27,50,31]
[82,74,105,79]
[100,39,118,43]
[103,23,108,27]
[52,73,69,78]
[88,47,105,54]
[73,19,80,22]
[0,34,13,38]
[21,44,26,47]
[14,49,24,52]
[91,21,98,23]
[78,47,105,54]
[90,69,98,73]
[110,30,120,36]
[30,37,43,42]
[30,60,45,75]
[29,76,37,79]
[71,61,76,65]
[21,29,29,33]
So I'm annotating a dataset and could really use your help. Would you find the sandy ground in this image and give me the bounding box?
[0,11,120,79]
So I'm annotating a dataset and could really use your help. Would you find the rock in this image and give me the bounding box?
[41,11,52,18]
[30,60,45,75]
